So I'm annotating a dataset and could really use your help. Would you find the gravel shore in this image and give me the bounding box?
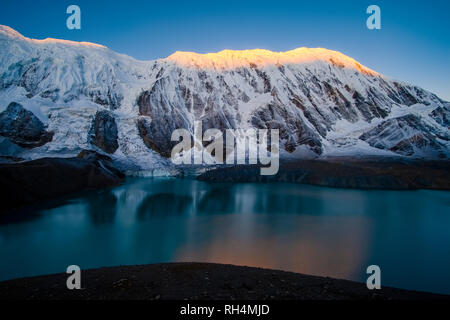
[0,263,447,300]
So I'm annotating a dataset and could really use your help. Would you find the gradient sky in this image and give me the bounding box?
[1,0,449,100]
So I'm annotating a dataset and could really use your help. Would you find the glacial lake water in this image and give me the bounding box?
[0,177,449,295]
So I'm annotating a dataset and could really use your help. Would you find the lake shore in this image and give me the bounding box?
[0,150,125,213]
[198,157,450,190]
[0,263,448,300]
[1,155,449,214]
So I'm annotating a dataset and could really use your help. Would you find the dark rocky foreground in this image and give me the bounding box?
[0,150,124,213]
[198,157,450,190]
[0,263,447,300]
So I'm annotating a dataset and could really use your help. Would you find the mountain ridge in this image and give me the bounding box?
[0,25,448,174]
[165,48,379,75]
[0,25,379,74]
[0,25,107,48]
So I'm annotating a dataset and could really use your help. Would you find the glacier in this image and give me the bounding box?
[0,25,448,175]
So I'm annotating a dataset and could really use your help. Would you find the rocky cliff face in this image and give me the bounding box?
[0,25,448,172]
[88,110,119,154]
[360,114,449,158]
[0,102,53,148]
[134,50,448,160]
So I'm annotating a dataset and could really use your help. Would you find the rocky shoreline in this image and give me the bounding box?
[198,157,450,190]
[1,155,449,214]
[0,150,125,213]
[0,263,447,300]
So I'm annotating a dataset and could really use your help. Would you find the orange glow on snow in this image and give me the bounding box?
[166,48,380,76]
[33,38,106,48]
[0,25,106,48]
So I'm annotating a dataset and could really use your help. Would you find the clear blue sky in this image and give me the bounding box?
[1,0,449,100]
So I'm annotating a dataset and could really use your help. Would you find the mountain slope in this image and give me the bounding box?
[0,25,448,173]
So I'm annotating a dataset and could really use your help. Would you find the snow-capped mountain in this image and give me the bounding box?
[0,25,448,173]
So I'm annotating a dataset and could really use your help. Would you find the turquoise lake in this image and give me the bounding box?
[1,178,449,294]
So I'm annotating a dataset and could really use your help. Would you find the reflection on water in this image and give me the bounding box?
[138,193,193,219]
[86,191,117,225]
[0,177,449,294]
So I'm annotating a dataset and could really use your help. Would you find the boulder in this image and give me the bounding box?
[0,102,53,148]
[88,110,119,154]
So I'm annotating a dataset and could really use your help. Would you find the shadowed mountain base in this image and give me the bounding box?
[0,150,124,213]
[198,158,450,190]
